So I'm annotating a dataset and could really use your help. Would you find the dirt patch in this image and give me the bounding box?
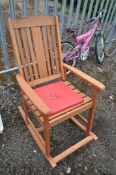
[0,53,116,175]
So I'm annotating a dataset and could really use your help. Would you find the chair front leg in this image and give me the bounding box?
[86,87,98,133]
[44,117,51,157]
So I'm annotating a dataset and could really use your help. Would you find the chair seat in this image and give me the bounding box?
[24,81,92,121]
[34,81,84,116]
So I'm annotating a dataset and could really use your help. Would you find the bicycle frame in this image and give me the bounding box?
[64,21,100,61]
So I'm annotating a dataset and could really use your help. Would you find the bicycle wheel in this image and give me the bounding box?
[61,41,76,66]
[104,25,116,57]
[95,33,105,64]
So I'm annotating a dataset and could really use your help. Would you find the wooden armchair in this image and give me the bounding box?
[8,16,105,167]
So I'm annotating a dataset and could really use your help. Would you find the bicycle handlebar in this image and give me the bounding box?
[86,9,107,23]
[65,9,107,34]
[97,9,107,19]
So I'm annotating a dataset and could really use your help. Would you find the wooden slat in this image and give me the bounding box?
[24,98,41,117]
[64,81,71,86]
[41,26,52,75]
[64,82,84,96]
[8,19,24,76]
[29,73,61,87]
[46,26,56,74]
[78,92,86,98]
[73,89,80,94]
[64,81,80,93]
[67,84,76,90]
[20,28,34,81]
[26,28,39,80]
[51,25,59,73]
[12,16,55,28]
[15,28,29,81]
[33,110,44,125]
[77,114,88,124]
[31,27,48,78]
[37,126,44,133]
[25,98,36,110]
[64,81,75,88]
[55,16,66,80]
[71,116,87,132]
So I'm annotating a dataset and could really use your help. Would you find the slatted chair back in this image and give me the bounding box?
[8,16,63,85]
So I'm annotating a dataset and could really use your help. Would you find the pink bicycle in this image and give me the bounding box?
[61,10,107,72]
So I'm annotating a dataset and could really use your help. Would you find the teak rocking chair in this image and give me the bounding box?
[8,16,105,167]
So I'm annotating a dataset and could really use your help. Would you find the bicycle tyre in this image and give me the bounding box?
[95,33,105,64]
[104,25,116,57]
[61,41,77,74]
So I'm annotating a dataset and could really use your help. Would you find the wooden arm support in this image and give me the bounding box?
[16,74,51,116]
[63,63,105,91]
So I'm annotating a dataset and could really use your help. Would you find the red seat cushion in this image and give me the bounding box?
[34,81,84,116]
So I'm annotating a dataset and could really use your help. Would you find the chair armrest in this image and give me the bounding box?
[63,63,105,91]
[16,74,51,116]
